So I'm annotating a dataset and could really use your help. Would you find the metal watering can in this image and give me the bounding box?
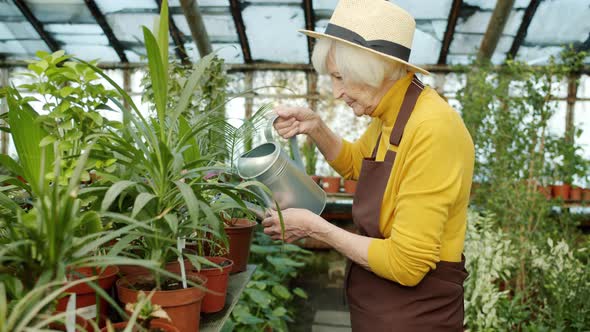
[237,115,326,215]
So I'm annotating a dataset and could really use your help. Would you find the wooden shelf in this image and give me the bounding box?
[200,265,256,332]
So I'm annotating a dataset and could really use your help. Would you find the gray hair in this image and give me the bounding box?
[311,38,408,88]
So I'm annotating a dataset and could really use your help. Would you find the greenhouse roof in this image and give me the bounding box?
[0,0,589,68]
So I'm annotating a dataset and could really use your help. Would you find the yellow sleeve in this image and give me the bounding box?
[367,117,465,286]
[327,119,380,180]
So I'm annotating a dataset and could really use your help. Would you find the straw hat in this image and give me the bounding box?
[299,0,429,75]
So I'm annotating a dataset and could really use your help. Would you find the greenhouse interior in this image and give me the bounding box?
[0,0,589,331]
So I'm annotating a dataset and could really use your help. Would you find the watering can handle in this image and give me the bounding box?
[265,114,305,170]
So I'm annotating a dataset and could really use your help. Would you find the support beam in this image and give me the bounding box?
[179,0,213,58]
[123,69,131,110]
[84,0,128,63]
[477,0,516,61]
[302,0,316,63]
[438,0,462,65]
[507,0,540,59]
[13,0,59,52]
[229,0,252,63]
[155,0,190,63]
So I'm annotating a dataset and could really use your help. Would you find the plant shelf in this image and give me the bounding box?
[200,264,256,332]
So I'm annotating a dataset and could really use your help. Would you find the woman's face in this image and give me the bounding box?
[327,55,381,117]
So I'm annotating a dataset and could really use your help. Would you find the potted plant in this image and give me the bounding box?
[0,91,148,327]
[102,291,179,332]
[88,2,266,330]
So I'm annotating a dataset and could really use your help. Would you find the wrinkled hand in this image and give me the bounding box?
[262,208,317,243]
[273,106,320,139]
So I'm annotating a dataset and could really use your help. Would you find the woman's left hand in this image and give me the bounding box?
[262,208,318,243]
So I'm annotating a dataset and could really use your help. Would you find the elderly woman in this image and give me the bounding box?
[261,0,474,330]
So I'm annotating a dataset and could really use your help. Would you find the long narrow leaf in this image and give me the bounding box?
[100,180,136,211]
[142,26,167,138]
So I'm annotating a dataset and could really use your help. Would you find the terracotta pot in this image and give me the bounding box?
[537,185,552,200]
[100,321,179,332]
[118,259,190,277]
[310,175,321,185]
[343,180,357,194]
[321,176,341,193]
[224,218,256,274]
[189,256,233,313]
[117,274,206,332]
[56,266,119,327]
[49,315,91,332]
[552,184,571,201]
[570,186,583,202]
[583,188,590,202]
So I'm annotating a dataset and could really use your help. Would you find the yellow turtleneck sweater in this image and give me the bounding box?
[328,73,474,286]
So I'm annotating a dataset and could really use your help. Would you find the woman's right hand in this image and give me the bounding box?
[273,106,321,139]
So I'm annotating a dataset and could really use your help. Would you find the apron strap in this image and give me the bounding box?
[370,76,425,162]
[389,77,424,146]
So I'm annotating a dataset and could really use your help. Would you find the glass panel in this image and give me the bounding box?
[172,14,237,43]
[106,13,158,43]
[54,33,109,45]
[578,75,589,98]
[547,101,566,136]
[450,34,483,54]
[227,72,246,94]
[63,44,119,62]
[410,29,441,65]
[314,0,338,11]
[130,68,147,94]
[1,40,50,57]
[25,0,95,24]
[45,24,103,35]
[2,21,42,39]
[242,5,307,63]
[124,50,141,62]
[394,0,453,20]
[96,0,157,13]
[212,43,243,63]
[225,97,245,129]
[574,101,590,159]
[515,46,563,65]
[524,0,589,46]
[0,1,22,16]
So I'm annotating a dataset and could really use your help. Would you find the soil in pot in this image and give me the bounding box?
[56,266,119,327]
[117,274,207,332]
[189,256,233,313]
[48,315,90,332]
[100,321,179,332]
[224,218,256,274]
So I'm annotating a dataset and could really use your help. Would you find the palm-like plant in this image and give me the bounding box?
[88,0,268,288]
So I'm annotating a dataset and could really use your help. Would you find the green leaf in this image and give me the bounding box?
[5,91,54,196]
[78,211,103,235]
[0,154,24,176]
[244,288,272,309]
[131,192,157,218]
[266,256,305,268]
[59,86,75,98]
[232,305,265,325]
[271,306,287,317]
[101,180,136,211]
[272,285,291,299]
[174,180,201,226]
[292,287,308,299]
[142,26,167,138]
[39,135,56,147]
[157,0,169,77]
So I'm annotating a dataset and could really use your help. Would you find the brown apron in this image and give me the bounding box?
[345,76,468,332]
